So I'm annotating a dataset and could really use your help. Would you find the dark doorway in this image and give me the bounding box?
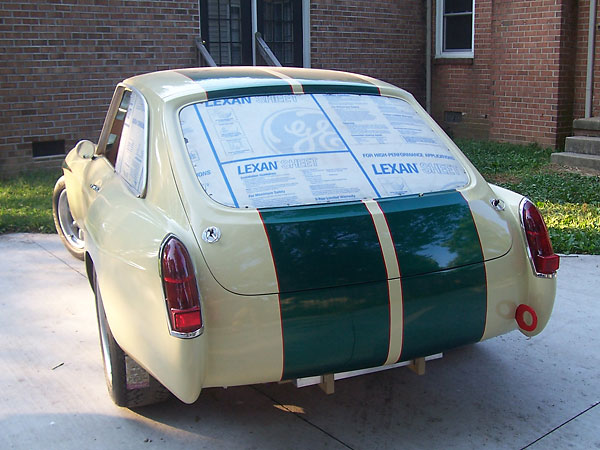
[201,0,304,67]
[200,0,253,65]
[257,0,303,67]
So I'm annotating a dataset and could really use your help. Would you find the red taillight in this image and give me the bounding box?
[161,236,203,336]
[521,200,559,275]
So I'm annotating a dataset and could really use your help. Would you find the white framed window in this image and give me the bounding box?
[436,0,474,58]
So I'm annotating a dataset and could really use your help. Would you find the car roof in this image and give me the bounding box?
[123,67,407,102]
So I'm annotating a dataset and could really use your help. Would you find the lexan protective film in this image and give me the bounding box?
[179,94,468,208]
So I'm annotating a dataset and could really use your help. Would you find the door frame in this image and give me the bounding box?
[200,0,311,67]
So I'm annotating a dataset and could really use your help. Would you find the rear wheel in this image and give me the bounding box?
[52,176,85,260]
[93,270,171,408]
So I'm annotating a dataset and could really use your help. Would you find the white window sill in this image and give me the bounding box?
[435,52,474,59]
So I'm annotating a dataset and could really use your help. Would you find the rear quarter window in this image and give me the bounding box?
[179,93,468,208]
[114,89,148,196]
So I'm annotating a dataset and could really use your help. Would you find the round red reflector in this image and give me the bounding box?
[515,304,538,332]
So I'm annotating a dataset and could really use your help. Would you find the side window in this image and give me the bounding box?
[114,89,148,196]
[436,0,474,58]
[105,91,131,166]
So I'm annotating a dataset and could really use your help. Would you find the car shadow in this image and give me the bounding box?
[132,341,563,448]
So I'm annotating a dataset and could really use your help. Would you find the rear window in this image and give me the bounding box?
[179,93,468,208]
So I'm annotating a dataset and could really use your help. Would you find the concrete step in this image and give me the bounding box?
[572,117,600,137]
[565,136,600,156]
[551,152,600,171]
[573,117,600,132]
[573,128,600,137]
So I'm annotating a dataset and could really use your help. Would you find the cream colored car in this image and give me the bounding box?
[52,67,559,408]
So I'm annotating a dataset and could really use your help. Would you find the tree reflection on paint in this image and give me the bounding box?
[377,190,482,277]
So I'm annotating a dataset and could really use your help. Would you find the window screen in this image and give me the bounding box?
[179,94,468,208]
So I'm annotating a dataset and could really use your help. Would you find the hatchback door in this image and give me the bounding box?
[175,91,513,378]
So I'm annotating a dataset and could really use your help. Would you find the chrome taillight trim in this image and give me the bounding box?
[519,198,557,279]
[159,234,205,339]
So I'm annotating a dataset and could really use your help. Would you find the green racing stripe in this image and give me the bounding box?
[259,202,390,379]
[177,67,381,99]
[260,190,487,379]
[376,190,487,362]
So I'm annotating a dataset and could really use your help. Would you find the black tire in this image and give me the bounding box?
[93,270,171,408]
[52,176,85,260]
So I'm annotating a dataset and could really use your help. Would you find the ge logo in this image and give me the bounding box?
[262,108,344,153]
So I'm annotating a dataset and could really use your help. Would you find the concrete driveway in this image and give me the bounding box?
[0,233,598,449]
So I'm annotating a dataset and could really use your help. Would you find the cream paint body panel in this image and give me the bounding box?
[363,200,403,365]
[63,141,95,222]
[156,95,285,388]
[460,182,556,340]
[63,152,114,225]
[486,184,556,338]
[460,181,513,261]
[84,172,207,404]
[192,212,285,386]
[161,97,281,296]
[481,243,557,341]
[188,205,280,296]
[460,183,557,341]
[199,277,284,388]
[78,98,210,403]
[481,247,530,340]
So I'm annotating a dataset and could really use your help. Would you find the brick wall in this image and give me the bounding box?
[432,0,578,149]
[6,0,586,176]
[573,0,600,119]
[431,0,493,141]
[0,0,427,176]
[0,0,198,176]
[489,0,576,148]
[310,0,426,103]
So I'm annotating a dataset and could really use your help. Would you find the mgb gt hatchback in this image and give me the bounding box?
[53,67,559,408]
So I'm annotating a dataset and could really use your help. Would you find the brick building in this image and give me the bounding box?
[0,0,596,175]
[432,0,583,149]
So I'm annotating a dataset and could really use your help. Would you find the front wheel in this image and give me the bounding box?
[52,176,85,260]
[93,270,171,408]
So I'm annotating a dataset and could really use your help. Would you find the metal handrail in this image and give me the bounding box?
[195,37,217,67]
[255,32,282,67]
[195,34,282,68]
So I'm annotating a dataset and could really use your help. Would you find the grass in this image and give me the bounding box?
[1,141,599,254]
[0,170,60,234]
[457,139,600,254]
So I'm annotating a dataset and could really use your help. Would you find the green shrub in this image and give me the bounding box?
[456,139,600,254]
